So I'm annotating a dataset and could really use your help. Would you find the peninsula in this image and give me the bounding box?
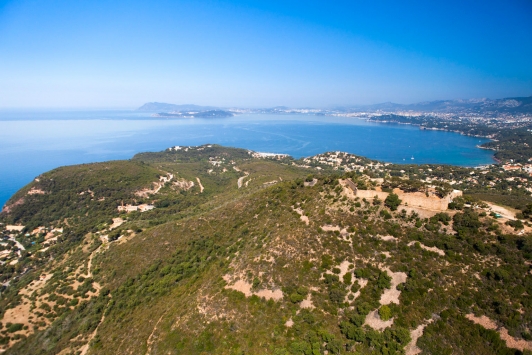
[0,145,531,354]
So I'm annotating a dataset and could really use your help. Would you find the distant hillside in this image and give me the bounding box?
[349,96,532,114]
[155,110,234,118]
[137,102,219,112]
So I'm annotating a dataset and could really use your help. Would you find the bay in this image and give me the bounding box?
[0,110,494,208]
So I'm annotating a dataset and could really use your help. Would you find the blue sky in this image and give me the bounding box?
[0,0,531,108]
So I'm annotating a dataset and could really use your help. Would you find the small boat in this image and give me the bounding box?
[411,156,414,160]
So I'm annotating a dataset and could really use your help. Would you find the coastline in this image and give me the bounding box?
[363,117,499,153]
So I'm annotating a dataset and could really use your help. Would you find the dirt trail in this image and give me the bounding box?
[196,177,204,193]
[136,172,173,197]
[486,202,516,220]
[237,172,249,188]
[84,245,102,279]
[79,313,106,355]
[145,314,165,355]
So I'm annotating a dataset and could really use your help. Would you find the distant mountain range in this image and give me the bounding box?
[155,110,234,118]
[138,96,532,115]
[334,96,532,114]
[137,102,220,112]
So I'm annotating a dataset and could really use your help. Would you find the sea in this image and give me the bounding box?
[0,110,494,208]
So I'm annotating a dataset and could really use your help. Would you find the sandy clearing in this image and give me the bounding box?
[109,218,124,230]
[352,279,368,300]
[31,226,46,235]
[19,273,52,297]
[136,173,173,197]
[408,241,445,256]
[293,207,310,225]
[378,235,398,242]
[364,310,394,331]
[27,187,46,195]
[196,177,204,193]
[300,294,315,309]
[173,179,195,190]
[304,179,318,187]
[321,225,349,237]
[396,205,444,219]
[466,314,532,351]
[2,301,32,327]
[404,320,433,355]
[336,260,351,279]
[1,273,54,350]
[255,288,283,300]
[6,225,25,232]
[380,268,407,305]
[321,225,340,232]
[325,260,351,280]
[223,275,283,301]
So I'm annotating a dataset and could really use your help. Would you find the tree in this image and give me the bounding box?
[452,210,481,236]
[379,305,392,320]
[385,193,402,211]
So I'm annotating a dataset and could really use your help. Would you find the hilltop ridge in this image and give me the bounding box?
[0,145,531,354]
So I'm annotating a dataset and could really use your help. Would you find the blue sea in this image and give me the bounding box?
[0,110,494,208]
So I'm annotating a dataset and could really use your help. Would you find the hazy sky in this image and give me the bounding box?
[1,0,531,108]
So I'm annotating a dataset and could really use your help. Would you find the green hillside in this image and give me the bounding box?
[0,145,531,355]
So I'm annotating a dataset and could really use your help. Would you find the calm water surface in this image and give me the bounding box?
[0,110,494,208]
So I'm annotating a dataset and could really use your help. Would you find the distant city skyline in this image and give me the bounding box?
[1,0,531,108]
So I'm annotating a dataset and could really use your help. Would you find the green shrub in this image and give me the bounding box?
[7,323,23,333]
[385,193,402,211]
[378,305,392,320]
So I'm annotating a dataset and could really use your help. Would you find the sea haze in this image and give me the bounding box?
[0,110,494,208]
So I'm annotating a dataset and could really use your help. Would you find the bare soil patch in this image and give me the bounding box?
[407,241,445,256]
[109,218,124,230]
[293,207,310,225]
[404,320,433,355]
[466,314,532,351]
[300,294,315,309]
[196,177,204,193]
[378,235,398,242]
[380,268,407,305]
[27,187,46,195]
[223,275,283,301]
[364,310,394,331]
